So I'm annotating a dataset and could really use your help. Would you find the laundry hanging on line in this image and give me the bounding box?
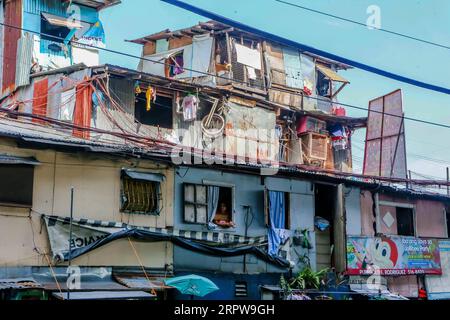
[181,95,199,121]
[145,86,157,112]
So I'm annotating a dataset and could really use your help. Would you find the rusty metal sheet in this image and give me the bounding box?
[2,0,22,94]
[114,275,173,291]
[363,89,407,179]
[224,101,277,162]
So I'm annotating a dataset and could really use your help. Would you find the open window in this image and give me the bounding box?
[446,207,450,238]
[135,91,174,129]
[264,190,290,229]
[0,156,40,207]
[40,13,82,54]
[316,64,349,98]
[378,200,416,237]
[396,207,415,236]
[120,169,164,215]
[183,183,235,228]
[165,51,185,78]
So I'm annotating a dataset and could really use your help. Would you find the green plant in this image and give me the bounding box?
[289,267,328,290]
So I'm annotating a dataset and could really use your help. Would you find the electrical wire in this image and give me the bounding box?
[0,21,450,129]
[275,0,450,50]
[162,0,450,95]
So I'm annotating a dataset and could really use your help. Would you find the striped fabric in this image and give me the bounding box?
[43,215,268,247]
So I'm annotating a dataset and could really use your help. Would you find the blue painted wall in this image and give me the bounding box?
[344,186,362,236]
[23,0,99,29]
[173,167,316,274]
[172,271,283,300]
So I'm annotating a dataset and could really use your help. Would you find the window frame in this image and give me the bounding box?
[0,164,34,208]
[264,188,291,229]
[183,181,236,227]
[183,183,209,225]
[120,174,162,216]
[377,200,416,237]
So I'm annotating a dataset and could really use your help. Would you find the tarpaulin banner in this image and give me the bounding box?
[425,240,450,300]
[346,236,442,276]
[76,21,106,49]
[42,215,290,268]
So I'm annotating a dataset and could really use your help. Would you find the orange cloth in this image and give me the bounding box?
[73,81,93,140]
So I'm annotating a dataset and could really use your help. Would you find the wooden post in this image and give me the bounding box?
[447,167,449,196]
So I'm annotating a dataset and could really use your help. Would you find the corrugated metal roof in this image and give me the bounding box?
[42,12,83,29]
[15,33,34,89]
[114,275,173,291]
[52,290,155,300]
[317,64,350,83]
[0,154,40,165]
[0,278,42,290]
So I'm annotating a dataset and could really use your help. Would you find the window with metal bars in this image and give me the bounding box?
[230,37,265,90]
[120,176,160,215]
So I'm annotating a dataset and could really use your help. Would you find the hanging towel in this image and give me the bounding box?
[182,95,199,121]
[268,191,287,256]
[145,86,156,111]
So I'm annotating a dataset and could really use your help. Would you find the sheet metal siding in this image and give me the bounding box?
[15,33,34,88]
[344,187,362,236]
[23,0,99,23]
[0,2,4,91]
[173,167,317,273]
[2,0,22,93]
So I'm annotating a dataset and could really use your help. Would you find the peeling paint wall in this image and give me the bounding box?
[0,137,174,268]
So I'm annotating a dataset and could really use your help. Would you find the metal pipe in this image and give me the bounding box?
[447,167,449,196]
[67,187,74,300]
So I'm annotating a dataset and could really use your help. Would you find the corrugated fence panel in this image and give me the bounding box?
[2,0,22,94]
[15,33,34,88]
[24,0,99,23]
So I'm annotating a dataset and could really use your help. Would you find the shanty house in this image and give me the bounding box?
[130,21,358,173]
[0,0,120,97]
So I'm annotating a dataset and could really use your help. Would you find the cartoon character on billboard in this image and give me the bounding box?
[351,237,399,270]
[371,238,398,269]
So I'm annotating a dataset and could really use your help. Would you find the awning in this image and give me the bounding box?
[42,12,83,29]
[114,275,174,291]
[122,169,165,182]
[0,154,40,165]
[52,291,155,300]
[316,64,349,83]
[0,278,42,290]
[349,284,408,300]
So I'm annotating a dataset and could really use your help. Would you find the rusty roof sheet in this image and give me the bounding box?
[114,275,173,291]
[0,278,42,290]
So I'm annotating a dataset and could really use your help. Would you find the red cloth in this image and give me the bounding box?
[73,81,92,140]
[418,288,427,299]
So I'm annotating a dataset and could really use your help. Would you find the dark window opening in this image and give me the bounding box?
[265,191,290,229]
[314,184,337,270]
[0,165,34,207]
[212,187,234,228]
[40,17,70,44]
[396,207,415,236]
[169,52,185,77]
[446,208,450,238]
[135,93,173,129]
[316,71,331,97]
[120,176,160,215]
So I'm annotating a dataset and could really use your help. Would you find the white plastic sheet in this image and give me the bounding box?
[235,43,261,70]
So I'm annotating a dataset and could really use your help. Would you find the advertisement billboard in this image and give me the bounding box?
[347,236,442,275]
